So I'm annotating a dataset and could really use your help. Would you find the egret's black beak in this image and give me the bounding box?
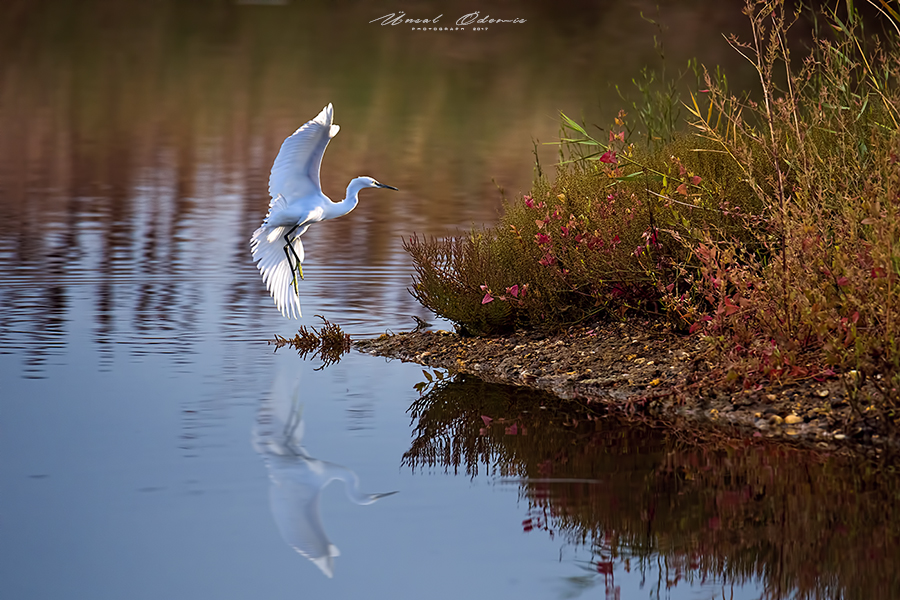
[377,183,399,190]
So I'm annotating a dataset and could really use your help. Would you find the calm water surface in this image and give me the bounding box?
[1,1,898,598]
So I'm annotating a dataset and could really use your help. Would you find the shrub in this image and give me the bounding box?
[406,0,900,431]
[406,117,768,334]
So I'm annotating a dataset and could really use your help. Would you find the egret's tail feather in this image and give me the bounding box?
[251,225,304,319]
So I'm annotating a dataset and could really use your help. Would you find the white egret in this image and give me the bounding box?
[250,104,397,318]
[254,371,397,578]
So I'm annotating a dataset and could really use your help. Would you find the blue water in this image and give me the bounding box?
[0,185,765,597]
[1,348,766,599]
[4,1,894,597]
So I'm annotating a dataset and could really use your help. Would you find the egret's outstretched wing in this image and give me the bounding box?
[250,221,305,319]
[251,197,328,318]
[268,103,340,202]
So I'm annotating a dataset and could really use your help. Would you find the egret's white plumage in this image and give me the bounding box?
[250,104,397,318]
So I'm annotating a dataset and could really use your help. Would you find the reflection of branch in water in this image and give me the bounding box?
[254,370,397,578]
[269,315,351,370]
[402,374,900,600]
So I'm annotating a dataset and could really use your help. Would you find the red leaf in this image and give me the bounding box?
[676,183,688,196]
[691,175,702,185]
[724,296,739,316]
[599,150,617,164]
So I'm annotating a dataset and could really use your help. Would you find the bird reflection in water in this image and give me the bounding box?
[253,372,397,577]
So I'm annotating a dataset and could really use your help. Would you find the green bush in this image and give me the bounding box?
[406,121,768,334]
[406,0,900,430]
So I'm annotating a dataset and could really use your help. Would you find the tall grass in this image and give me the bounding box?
[406,1,900,428]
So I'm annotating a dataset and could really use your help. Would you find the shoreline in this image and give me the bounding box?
[356,321,892,460]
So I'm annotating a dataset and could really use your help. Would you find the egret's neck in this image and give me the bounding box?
[324,178,368,220]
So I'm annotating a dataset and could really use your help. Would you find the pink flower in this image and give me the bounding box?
[599,150,617,164]
[539,254,556,267]
[524,195,535,208]
[535,232,551,245]
[506,284,519,298]
[482,293,494,304]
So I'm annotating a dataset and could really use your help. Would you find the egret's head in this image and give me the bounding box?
[359,176,398,191]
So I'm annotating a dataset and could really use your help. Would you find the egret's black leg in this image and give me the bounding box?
[283,225,304,295]
[283,236,304,280]
[283,244,300,295]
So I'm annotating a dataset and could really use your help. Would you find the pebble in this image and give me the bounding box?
[784,414,803,425]
[816,389,830,398]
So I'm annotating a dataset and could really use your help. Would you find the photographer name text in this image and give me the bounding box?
[370,11,526,30]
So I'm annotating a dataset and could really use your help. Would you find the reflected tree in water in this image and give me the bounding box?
[404,374,900,599]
